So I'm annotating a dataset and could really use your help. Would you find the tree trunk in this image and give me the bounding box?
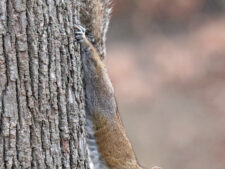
[0,0,89,168]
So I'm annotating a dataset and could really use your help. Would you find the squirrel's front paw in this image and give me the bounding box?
[75,24,86,42]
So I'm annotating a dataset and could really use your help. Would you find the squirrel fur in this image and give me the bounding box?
[75,25,143,169]
[76,1,159,168]
[79,0,111,59]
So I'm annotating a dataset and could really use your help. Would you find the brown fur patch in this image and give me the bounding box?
[93,113,143,169]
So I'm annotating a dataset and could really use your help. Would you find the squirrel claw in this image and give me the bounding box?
[75,24,86,42]
[75,24,86,32]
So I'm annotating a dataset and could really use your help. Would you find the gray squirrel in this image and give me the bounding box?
[76,1,162,168]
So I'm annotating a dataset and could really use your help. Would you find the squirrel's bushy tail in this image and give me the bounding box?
[79,0,111,59]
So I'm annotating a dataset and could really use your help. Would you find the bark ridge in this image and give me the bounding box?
[0,0,89,168]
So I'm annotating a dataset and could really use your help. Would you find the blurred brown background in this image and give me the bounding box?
[106,0,225,169]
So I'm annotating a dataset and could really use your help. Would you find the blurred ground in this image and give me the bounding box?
[106,1,225,169]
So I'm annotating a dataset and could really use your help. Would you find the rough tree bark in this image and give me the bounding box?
[0,0,89,168]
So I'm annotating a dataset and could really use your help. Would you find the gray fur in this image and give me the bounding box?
[80,0,112,59]
[81,45,117,119]
[100,0,112,58]
[75,24,115,168]
[86,117,109,169]
[76,0,113,167]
